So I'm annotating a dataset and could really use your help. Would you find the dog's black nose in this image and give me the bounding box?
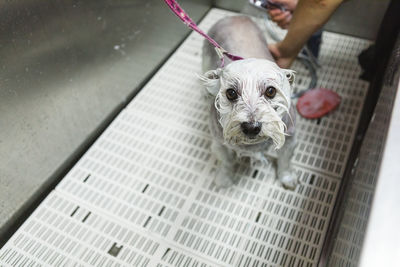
[241,122,261,137]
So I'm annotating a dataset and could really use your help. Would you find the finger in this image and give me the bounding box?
[268,11,283,21]
[271,11,290,23]
[269,10,285,21]
[268,9,283,16]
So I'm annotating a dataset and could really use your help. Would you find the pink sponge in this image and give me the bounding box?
[296,88,341,119]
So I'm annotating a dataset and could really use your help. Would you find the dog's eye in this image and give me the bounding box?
[265,86,276,99]
[226,89,238,101]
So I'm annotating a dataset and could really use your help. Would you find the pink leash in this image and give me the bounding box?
[164,0,243,67]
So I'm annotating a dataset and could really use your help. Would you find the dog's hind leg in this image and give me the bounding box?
[276,135,298,190]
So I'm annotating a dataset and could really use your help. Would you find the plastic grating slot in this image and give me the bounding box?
[0,8,371,267]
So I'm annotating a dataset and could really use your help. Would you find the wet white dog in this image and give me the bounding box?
[201,16,298,189]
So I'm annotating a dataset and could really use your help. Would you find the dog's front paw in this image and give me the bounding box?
[279,170,298,190]
[214,175,234,189]
[213,167,235,189]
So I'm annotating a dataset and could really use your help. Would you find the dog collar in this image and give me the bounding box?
[164,0,244,67]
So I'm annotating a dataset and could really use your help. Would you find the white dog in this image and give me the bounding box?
[201,16,298,189]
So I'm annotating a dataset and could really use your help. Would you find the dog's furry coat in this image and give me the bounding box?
[201,16,298,189]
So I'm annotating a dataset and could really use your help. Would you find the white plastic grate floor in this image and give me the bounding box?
[0,9,371,267]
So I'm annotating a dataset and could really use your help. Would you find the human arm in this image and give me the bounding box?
[268,0,344,68]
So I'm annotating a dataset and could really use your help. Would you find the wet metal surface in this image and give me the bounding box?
[0,0,211,237]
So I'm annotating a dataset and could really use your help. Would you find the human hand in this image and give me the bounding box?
[268,42,296,68]
[267,0,298,29]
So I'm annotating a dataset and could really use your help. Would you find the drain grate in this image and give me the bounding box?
[0,8,371,267]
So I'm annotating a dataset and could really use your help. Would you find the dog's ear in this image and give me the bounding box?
[200,69,222,96]
[283,69,296,90]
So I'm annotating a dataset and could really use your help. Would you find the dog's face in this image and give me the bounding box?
[202,58,295,149]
